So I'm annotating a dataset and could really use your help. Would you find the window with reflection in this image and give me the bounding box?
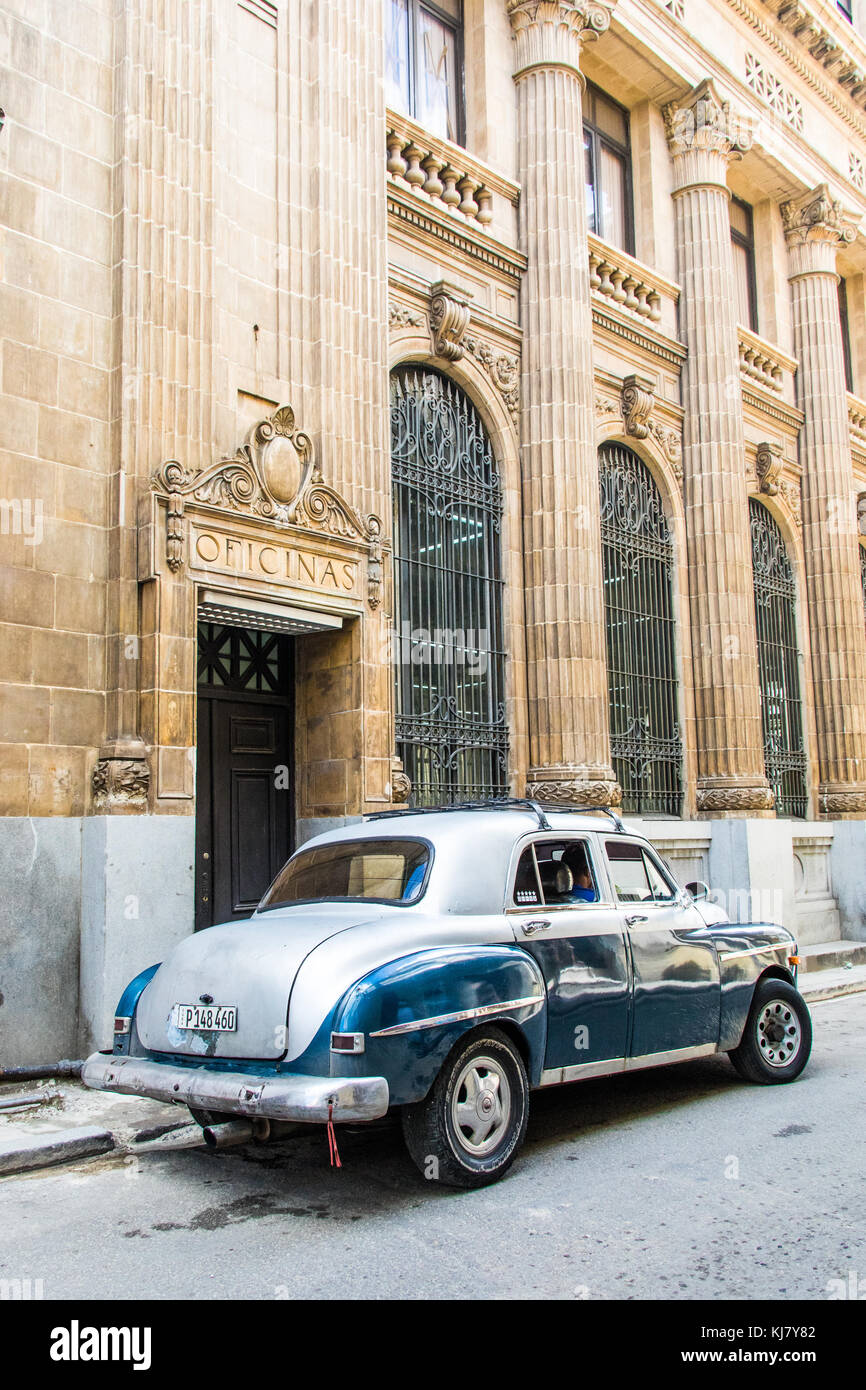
[838,277,854,393]
[730,196,758,332]
[385,0,463,145]
[583,82,633,253]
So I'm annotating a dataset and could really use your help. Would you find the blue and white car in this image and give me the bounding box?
[82,801,812,1188]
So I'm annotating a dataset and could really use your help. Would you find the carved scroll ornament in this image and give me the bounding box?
[151,405,384,605]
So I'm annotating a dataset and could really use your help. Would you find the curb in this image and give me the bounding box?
[0,1125,115,1176]
[801,974,866,1003]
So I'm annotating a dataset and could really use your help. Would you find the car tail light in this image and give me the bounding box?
[114,1016,131,1034]
[788,955,800,968]
[330,1032,365,1054]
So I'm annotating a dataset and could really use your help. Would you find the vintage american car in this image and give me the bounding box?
[83,801,812,1188]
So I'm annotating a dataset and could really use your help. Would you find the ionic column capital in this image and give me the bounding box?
[663,78,752,192]
[781,184,859,278]
[506,0,616,78]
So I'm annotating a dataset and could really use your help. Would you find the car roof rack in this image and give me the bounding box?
[539,804,626,833]
[365,797,553,830]
[365,798,626,833]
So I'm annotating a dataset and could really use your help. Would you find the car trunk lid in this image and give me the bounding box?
[135,904,382,1061]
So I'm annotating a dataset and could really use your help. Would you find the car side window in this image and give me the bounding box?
[643,849,678,903]
[513,847,543,906]
[605,840,653,903]
[512,839,600,907]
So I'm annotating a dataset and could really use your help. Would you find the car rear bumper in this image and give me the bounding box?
[81,1053,389,1123]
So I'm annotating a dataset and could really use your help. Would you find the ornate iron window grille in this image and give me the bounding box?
[599,443,683,816]
[390,366,508,805]
[749,500,808,818]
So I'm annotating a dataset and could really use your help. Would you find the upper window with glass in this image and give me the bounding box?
[730,196,758,333]
[386,0,464,145]
[584,82,633,254]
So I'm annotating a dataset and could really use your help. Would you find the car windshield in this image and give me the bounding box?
[259,838,431,909]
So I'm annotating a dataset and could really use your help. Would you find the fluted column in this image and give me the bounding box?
[508,0,620,807]
[782,186,866,816]
[664,81,773,815]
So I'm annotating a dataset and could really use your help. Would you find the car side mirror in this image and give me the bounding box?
[685,880,710,901]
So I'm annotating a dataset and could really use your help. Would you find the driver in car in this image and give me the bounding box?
[562,845,598,904]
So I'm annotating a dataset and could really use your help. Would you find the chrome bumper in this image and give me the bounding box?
[81,1053,389,1123]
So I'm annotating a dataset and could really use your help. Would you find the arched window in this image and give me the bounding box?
[390,366,508,804]
[599,443,682,815]
[749,500,808,818]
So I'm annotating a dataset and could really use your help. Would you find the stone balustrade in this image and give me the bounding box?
[738,326,797,401]
[848,392,866,451]
[587,234,679,338]
[386,109,518,240]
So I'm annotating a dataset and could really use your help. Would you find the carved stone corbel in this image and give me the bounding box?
[621,373,655,439]
[755,441,784,496]
[430,280,472,362]
[390,757,411,804]
[92,740,151,813]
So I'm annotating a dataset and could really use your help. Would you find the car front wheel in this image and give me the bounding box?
[727,977,812,1085]
[401,1027,529,1189]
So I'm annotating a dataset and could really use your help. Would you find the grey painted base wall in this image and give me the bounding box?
[79,816,196,1054]
[0,815,195,1066]
[0,818,82,1067]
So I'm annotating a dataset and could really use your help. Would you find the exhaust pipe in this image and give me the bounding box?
[202,1118,269,1148]
[129,1123,209,1155]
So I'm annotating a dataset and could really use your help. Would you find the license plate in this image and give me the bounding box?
[172,1003,237,1032]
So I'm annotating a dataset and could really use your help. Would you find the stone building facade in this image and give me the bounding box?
[1,0,866,1063]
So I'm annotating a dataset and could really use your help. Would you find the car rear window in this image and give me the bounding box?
[259,838,431,909]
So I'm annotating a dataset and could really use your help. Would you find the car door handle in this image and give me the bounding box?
[522,919,551,935]
[625,914,648,926]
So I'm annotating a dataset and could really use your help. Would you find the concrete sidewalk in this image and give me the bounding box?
[2,964,864,1178]
[0,1078,185,1177]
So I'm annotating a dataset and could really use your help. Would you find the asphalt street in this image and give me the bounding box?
[1,991,864,1301]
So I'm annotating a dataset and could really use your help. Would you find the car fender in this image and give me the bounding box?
[112,963,161,1056]
[330,944,548,1105]
[711,924,798,1051]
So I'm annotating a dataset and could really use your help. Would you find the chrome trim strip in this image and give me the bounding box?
[626,1042,717,1072]
[81,1053,389,1123]
[539,1042,718,1088]
[718,942,790,962]
[368,993,544,1038]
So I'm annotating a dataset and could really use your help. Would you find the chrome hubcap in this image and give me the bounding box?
[451,1054,512,1156]
[756,999,802,1068]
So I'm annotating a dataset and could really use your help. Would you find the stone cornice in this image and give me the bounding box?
[742,386,805,430]
[387,186,527,283]
[591,303,687,367]
[506,0,617,77]
[722,0,866,143]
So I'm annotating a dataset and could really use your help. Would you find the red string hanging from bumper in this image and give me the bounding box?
[327,1102,342,1168]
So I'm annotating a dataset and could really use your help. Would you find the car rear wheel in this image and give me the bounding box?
[401,1027,529,1189]
[727,977,812,1085]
